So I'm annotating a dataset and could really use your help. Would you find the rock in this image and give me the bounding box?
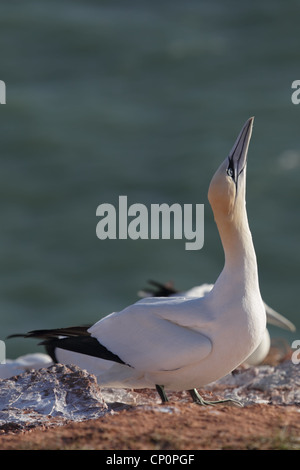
[0,364,108,431]
[204,360,300,405]
[0,360,299,433]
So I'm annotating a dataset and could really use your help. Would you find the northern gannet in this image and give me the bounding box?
[139,280,296,366]
[11,117,267,406]
[0,353,53,379]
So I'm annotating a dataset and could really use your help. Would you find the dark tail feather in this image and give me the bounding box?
[8,325,128,366]
[7,325,91,340]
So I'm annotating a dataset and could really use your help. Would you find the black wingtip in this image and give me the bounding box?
[7,325,130,367]
[38,335,129,366]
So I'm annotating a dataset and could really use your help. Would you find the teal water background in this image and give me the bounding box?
[1,0,299,358]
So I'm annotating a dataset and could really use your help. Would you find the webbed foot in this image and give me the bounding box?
[188,388,243,407]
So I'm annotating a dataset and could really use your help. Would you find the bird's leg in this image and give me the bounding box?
[156,384,169,403]
[188,388,243,407]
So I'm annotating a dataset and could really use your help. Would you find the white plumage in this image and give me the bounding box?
[138,281,295,366]
[12,117,269,405]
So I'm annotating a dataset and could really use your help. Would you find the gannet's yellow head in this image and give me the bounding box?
[208,117,254,221]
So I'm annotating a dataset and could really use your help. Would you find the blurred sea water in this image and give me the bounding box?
[0,0,299,357]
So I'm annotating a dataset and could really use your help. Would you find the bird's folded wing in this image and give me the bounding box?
[88,296,213,372]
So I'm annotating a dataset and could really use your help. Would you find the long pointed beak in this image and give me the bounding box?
[228,117,254,181]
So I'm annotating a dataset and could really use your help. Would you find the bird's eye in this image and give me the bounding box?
[227,167,234,178]
[226,157,236,180]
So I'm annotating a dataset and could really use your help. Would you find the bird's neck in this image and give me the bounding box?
[215,206,260,289]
